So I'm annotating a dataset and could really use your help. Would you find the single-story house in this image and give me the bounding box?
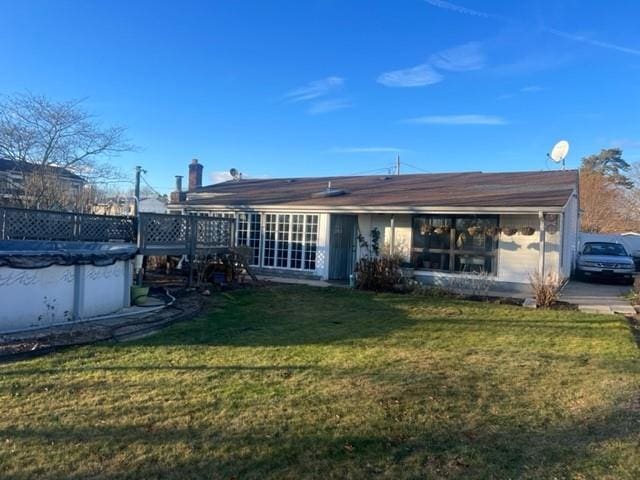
[168,160,579,293]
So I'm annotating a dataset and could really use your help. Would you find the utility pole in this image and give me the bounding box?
[396,154,400,176]
[133,165,142,217]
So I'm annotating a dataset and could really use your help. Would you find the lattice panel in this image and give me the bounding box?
[195,216,233,249]
[2,208,75,241]
[141,214,189,245]
[77,215,136,242]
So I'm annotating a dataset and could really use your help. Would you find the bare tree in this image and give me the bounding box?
[0,92,133,211]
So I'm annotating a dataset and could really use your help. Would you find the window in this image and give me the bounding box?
[412,215,498,274]
[290,214,304,269]
[237,213,261,265]
[243,212,319,271]
[304,214,319,270]
[263,214,277,267]
[276,214,290,267]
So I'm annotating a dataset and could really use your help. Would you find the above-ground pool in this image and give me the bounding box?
[0,240,137,333]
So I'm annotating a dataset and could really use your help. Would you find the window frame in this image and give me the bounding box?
[411,214,499,275]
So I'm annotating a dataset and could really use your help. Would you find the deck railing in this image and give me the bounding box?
[0,206,234,256]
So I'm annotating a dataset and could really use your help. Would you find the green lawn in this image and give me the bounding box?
[1,285,639,479]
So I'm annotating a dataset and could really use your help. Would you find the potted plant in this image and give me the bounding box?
[520,226,536,236]
[420,224,434,235]
[502,227,517,236]
[467,226,484,236]
[401,262,415,279]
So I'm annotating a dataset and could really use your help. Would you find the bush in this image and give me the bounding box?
[354,227,403,292]
[354,255,402,292]
[529,271,565,307]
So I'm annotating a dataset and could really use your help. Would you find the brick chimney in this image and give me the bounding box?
[188,158,203,191]
[170,175,186,203]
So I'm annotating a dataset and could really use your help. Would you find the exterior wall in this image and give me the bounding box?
[562,193,579,278]
[356,214,411,262]
[178,208,330,280]
[357,212,568,291]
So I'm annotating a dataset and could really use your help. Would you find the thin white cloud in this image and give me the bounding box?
[210,171,232,184]
[404,114,507,125]
[425,0,640,57]
[429,42,485,71]
[520,85,544,92]
[498,85,545,100]
[424,0,498,19]
[308,98,352,115]
[377,63,443,87]
[282,76,344,103]
[544,27,640,56]
[330,147,405,153]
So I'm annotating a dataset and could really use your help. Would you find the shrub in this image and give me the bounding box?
[354,255,402,292]
[354,227,402,292]
[529,271,565,307]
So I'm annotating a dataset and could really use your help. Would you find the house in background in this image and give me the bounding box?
[0,158,85,207]
[167,160,579,293]
[92,195,167,216]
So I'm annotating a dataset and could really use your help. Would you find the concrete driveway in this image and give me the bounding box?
[560,280,635,314]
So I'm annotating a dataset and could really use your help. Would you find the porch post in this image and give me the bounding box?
[390,215,395,255]
[538,211,546,277]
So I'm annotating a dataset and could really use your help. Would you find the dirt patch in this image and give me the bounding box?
[0,288,205,362]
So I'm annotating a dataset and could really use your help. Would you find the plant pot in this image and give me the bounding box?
[130,286,150,306]
[401,267,415,279]
[519,226,535,236]
[502,227,517,236]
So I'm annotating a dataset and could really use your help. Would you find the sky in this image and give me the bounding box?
[1,0,639,192]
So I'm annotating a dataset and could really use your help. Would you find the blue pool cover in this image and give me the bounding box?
[0,240,138,269]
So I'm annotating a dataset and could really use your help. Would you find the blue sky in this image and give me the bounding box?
[1,0,639,192]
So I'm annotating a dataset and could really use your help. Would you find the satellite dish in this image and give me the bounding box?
[229,168,238,179]
[549,140,570,168]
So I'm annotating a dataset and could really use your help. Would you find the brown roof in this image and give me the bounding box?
[179,170,578,209]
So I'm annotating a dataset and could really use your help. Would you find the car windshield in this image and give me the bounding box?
[582,242,628,256]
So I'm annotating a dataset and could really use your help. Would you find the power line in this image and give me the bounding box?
[400,161,430,173]
[140,174,166,198]
[348,166,395,176]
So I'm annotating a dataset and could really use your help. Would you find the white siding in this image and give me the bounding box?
[356,214,412,262]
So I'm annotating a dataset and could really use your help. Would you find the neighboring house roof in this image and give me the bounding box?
[176,170,578,210]
[0,158,85,182]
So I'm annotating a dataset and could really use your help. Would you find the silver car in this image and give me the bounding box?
[576,242,636,284]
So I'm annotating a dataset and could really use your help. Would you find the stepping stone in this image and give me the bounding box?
[578,305,613,315]
[611,305,637,316]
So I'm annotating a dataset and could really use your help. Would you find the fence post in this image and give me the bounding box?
[187,215,197,287]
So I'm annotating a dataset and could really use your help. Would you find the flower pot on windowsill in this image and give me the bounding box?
[502,227,517,236]
[520,226,536,236]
